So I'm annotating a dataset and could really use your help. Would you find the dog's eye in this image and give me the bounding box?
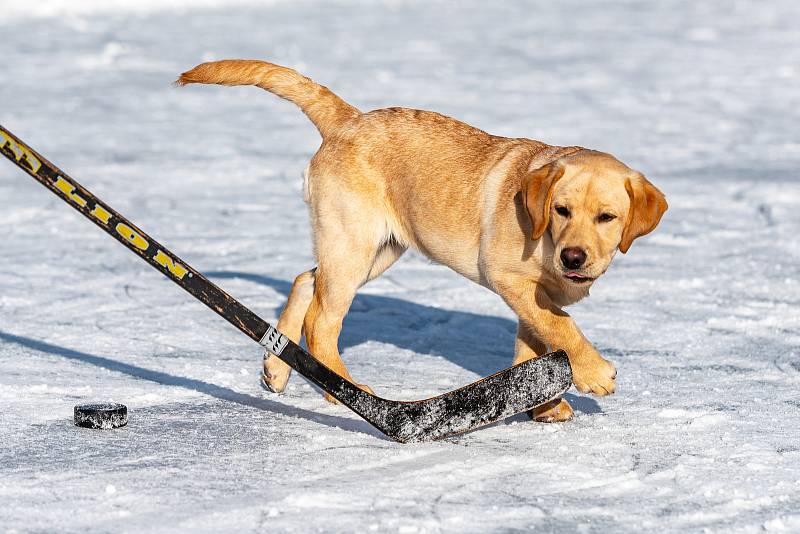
[598,213,616,223]
[555,206,570,217]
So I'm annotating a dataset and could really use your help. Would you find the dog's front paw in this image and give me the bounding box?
[262,353,291,393]
[531,397,574,423]
[571,352,616,396]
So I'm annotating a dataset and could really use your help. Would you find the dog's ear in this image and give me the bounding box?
[619,173,668,253]
[522,160,566,240]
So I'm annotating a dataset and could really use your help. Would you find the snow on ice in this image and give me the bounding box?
[1,1,799,532]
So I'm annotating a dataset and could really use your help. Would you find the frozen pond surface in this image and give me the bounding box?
[1,1,799,532]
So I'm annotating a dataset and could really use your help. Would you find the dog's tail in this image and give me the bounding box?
[176,60,360,138]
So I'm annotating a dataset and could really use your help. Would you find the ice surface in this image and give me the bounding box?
[1,1,799,532]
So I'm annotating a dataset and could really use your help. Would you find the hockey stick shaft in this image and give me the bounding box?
[0,124,363,408]
[0,125,271,343]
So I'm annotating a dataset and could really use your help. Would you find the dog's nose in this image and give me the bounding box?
[561,247,587,269]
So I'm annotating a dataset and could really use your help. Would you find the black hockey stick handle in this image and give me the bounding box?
[0,124,272,344]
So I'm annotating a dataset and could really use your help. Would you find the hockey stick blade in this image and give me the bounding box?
[0,124,572,442]
[326,350,571,442]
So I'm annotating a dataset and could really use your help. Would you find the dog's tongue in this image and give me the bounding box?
[565,272,588,280]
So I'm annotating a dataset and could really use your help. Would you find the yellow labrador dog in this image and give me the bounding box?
[178,60,667,422]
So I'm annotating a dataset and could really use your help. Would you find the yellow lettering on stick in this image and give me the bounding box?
[116,223,149,251]
[53,176,88,208]
[89,204,112,225]
[0,131,22,159]
[153,249,188,280]
[0,130,41,173]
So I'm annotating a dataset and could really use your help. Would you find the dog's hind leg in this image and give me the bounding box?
[264,239,405,395]
[514,323,574,423]
[304,263,375,402]
[302,210,405,403]
[262,269,316,393]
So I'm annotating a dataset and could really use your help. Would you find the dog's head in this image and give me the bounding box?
[522,150,667,286]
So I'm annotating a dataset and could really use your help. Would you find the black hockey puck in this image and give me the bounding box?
[74,402,128,429]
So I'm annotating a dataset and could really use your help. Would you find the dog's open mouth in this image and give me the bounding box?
[564,271,594,283]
